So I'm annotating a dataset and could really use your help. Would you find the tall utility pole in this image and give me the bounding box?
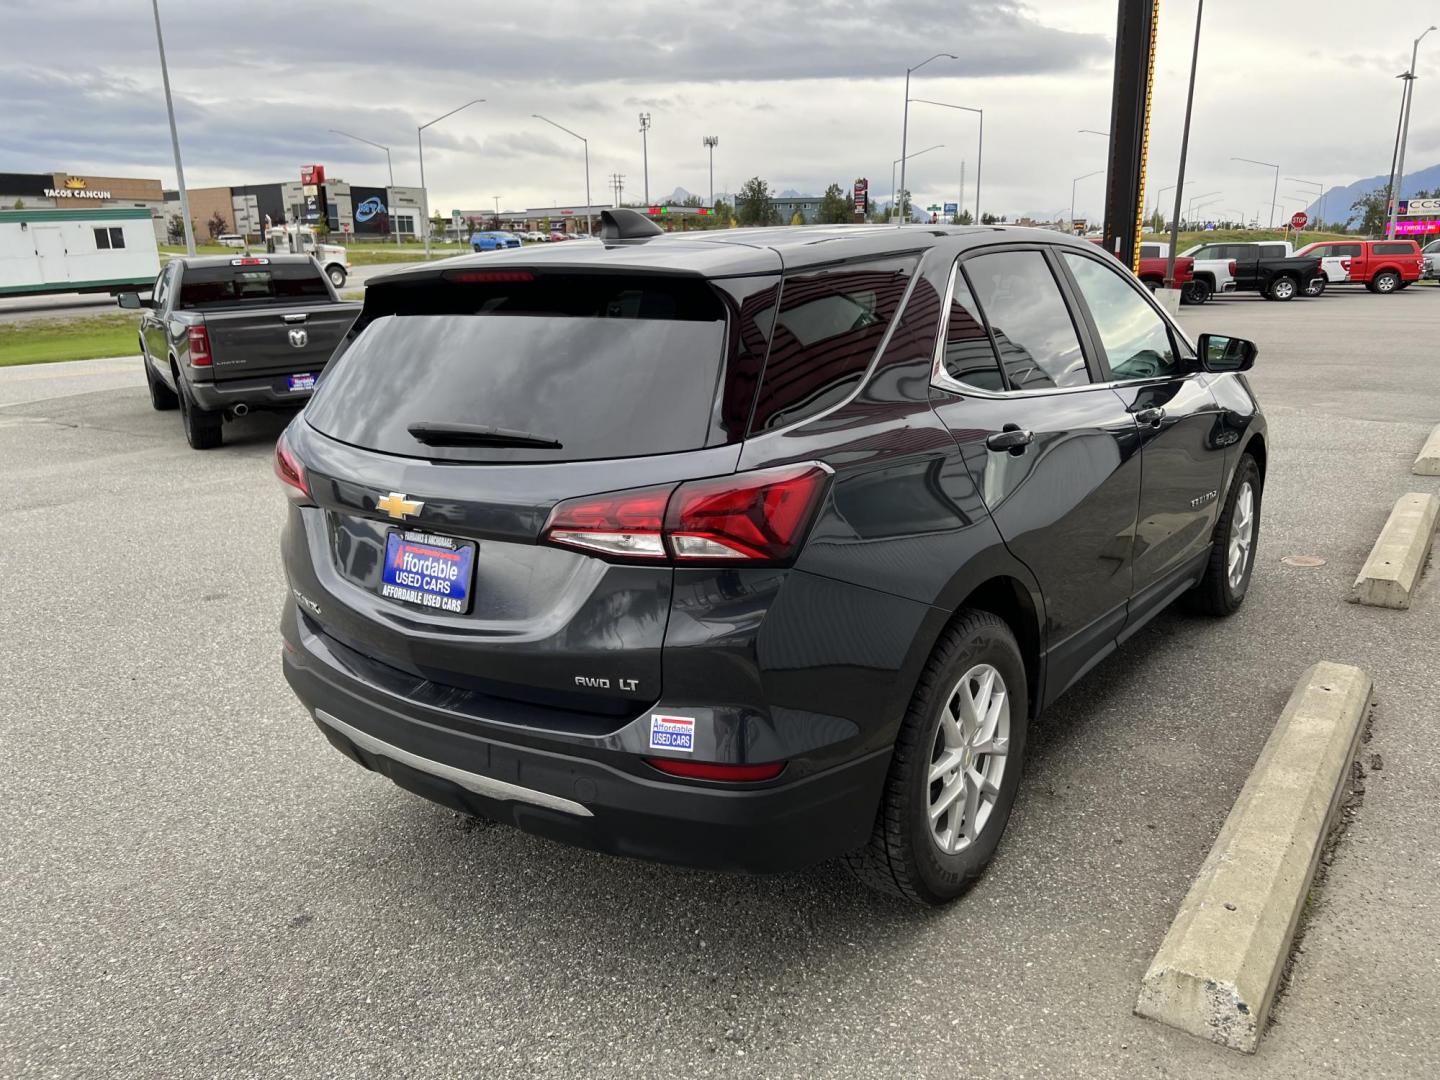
[1389,25,1438,237]
[1384,75,1412,232]
[638,113,652,204]
[149,0,194,254]
[418,98,485,259]
[1232,156,1279,229]
[959,161,965,223]
[702,136,719,207]
[610,173,625,207]
[898,53,958,227]
[908,99,983,224]
[1166,0,1203,289]
[330,129,400,246]
[533,114,592,235]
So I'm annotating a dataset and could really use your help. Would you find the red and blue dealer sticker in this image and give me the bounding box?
[649,714,695,753]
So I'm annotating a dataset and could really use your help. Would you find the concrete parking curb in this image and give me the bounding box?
[1351,492,1439,609]
[1135,662,1373,1053]
[1414,424,1440,475]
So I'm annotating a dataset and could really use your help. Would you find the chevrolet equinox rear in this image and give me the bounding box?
[279,209,1266,905]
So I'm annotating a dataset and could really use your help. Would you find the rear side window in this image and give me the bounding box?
[1258,244,1288,257]
[940,271,1004,390]
[178,263,329,307]
[964,250,1090,391]
[747,256,915,432]
[1374,242,1417,256]
[1139,244,1162,259]
[307,272,744,463]
[1335,243,1363,257]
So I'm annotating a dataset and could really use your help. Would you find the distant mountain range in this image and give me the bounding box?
[1307,162,1440,224]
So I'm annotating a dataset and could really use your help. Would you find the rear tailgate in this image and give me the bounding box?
[205,304,360,381]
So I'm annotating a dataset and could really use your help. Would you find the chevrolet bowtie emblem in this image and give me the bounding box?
[376,492,424,520]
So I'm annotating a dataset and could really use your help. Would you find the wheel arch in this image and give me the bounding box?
[955,576,1043,717]
[1243,430,1267,480]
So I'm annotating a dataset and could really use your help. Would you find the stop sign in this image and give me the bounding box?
[1290,211,1308,230]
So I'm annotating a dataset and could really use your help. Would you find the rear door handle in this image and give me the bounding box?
[1133,406,1165,426]
[986,426,1034,454]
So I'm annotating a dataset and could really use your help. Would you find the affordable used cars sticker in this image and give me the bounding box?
[649,714,695,753]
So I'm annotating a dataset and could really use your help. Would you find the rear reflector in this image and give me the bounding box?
[646,758,785,782]
[274,430,311,502]
[542,463,830,566]
[442,269,536,283]
[187,326,212,366]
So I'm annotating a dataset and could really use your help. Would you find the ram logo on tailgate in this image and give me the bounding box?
[287,328,309,348]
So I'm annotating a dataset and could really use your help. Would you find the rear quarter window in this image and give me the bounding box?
[746,256,916,433]
[1373,242,1418,256]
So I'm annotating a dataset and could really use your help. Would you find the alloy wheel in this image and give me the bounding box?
[928,664,1010,855]
[1228,481,1255,590]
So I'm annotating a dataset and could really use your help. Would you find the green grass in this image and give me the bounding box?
[1143,228,1354,248]
[0,312,141,367]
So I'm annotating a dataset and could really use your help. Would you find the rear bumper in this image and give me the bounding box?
[280,606,890,874]
[188,373,316,411]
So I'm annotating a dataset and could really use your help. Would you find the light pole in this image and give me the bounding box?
[1186,191,1222,223]
[330,129,399,246]
[1078,128,1110,138]
[1166,0,1203,288]
[702,136,719,208]
[1231,156,1280,228]
[908,97,982,224]
[534,114,592,236]
[1286,177,1324,228]
[1071,170,1104,233]
[418,98,484,259]
[890,144,946,223]
[149,0,194,254]
[1389,25,1438,237]
[898,53,958,227]
[638,113,652,205]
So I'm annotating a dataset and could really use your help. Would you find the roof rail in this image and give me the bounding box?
[599,208,664,241]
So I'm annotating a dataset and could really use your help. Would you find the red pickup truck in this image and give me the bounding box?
[1088,239,1203,303]
[1294,239,1423,294]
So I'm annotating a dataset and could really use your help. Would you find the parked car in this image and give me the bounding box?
[1180,240,1293,295]
[521,231,549,243]
[120,255,360,449]
[1134,242,1203,302]
[1421,239,1439,279]
[1229,245,1323,301]
[470,231,522,252]
[1293,239,1423,294]
[549,230,570,242]
[216,234,246,249]
[276,210,1267,906]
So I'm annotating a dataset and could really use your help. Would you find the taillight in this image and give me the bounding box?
[188,326,212,366]
[1228,260,1237,275]
[274,430,311,502]
[541,462,831,565]
[646,757,785,782]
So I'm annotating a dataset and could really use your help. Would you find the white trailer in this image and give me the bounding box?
[0,207,161,298]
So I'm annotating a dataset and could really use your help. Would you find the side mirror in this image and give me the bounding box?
[1198,332,1256,373]
[117,292,151,310]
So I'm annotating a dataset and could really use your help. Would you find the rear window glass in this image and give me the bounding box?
[305,273,740,463]
[747,256,915,432]
[1374,242,1416,255]
[1139,244,1161,259]
[178,263,329,307]
[1258,244,1288,257]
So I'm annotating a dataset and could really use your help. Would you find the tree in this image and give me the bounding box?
[12,198,23,210]
[980,211,1000,225]
[953,209,974,226]
[681,194,704,208]
[206,211,228,240]
[1348,188,1387,236]
[166,213,185,244]
[894,189,912,221]
[735,177,778,227]
[711,198,734,226]
[789,210,806,226]
[1146,208,1166,233]
[815,183,852,224]
[429,212,447,238]
[313,214,330,239]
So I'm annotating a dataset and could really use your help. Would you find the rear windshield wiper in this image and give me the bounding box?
[406,422,563,449]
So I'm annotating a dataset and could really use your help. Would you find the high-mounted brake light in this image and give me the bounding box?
[187,326,212,366]
[646,758,785,782]
[274,430,311,502]
[442,269,536,283]
[230,257,270,266]
[541,462,831,565]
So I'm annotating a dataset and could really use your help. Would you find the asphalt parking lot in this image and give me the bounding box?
[3,286,1438,1078]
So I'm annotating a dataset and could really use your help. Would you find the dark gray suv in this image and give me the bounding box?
[277,211,1266,905]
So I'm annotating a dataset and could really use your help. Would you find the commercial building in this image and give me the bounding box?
[463,203,717,235]
[0,171,168,239]
[165,178,426,240]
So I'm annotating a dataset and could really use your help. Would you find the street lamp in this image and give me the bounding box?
[1078,128,1110,138]
[909,98,984,224]
[1231,156,1280,228]
[1285,176,1324,229]
[890,144,946,223]
[702,136,719,209]
[1388,25,1437,237]
[534,114,593,236]
[898,53,958,227]
[1071,170,1104,232]
[418,98,485,259]
[330,129,400,247]
[149,0,194,255]
[1186,190,1222,222]
[638,113,652,205]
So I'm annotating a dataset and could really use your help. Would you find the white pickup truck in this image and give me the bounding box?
[264,225,350,288]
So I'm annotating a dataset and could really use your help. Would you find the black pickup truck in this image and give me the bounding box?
[1229,246,1324,302]
[120,255,361,449]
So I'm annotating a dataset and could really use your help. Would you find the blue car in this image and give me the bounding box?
[470,231,522,252]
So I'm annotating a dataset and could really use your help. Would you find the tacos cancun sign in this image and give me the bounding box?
[43,178,113,200]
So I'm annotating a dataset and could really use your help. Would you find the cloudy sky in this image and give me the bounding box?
[3,0,1437,223]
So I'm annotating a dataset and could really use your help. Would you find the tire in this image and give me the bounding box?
[1181,278,1211,305]
[844,609,1029,906]
[1143,278,1160,293]
[327,265,347,288]
[178,376,223,450]
[1185,454,1261,616]
[1266,275,1297,301]
[1371,270,1400,294]
[1304,276,1327,297]
[145,358,178,411]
